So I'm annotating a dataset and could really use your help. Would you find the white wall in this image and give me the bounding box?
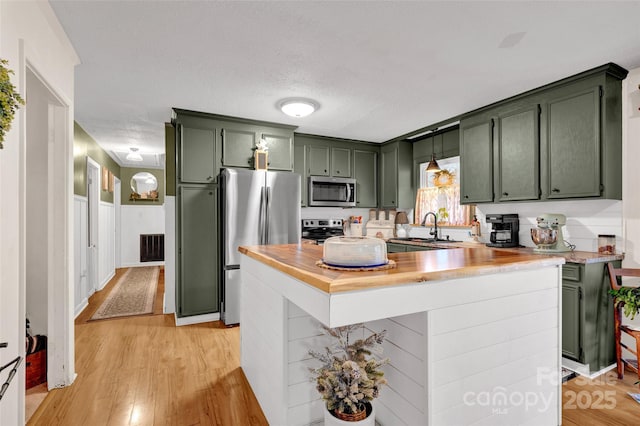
[164,196,175,313]
[25,69,50,336]
[476,199,622,252]
[74,196,88,317]
[0,1,79,423]
[121,204,165,267]
[98,201,115,289]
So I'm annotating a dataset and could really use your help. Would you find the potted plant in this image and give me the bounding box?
[0,58,25,149]
[309,323,389,425]
[437,207,449,225]
[609,286,640,320]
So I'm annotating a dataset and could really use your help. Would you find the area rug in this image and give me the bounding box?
[90,266,159,320]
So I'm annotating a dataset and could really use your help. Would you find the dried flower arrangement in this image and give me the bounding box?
[309,323,389,421]
[432,169,455,187]
[0,59,25,149]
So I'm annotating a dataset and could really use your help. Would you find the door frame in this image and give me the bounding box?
[86,156,100,297]
[114,177,121,268]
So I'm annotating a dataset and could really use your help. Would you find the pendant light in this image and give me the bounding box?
[425,130,441,172]
[126,147,143,162]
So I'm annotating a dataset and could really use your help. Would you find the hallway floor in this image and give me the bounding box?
[27,269,267,426]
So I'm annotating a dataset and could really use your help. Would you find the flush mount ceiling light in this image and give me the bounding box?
[126,147,143,162]
[278,98,319,118]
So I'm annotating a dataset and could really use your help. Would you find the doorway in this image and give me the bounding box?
[23,64,74,421]
[87,157,100,297]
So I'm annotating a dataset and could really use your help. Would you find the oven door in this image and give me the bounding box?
[308,176,356,207]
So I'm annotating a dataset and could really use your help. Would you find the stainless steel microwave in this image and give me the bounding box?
[308,176,356,207]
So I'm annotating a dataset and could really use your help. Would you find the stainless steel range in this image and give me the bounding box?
[301,219,344,245]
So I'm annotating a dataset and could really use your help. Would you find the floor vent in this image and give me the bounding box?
[140,234,164,262]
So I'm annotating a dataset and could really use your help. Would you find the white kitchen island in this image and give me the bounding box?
[238,244,565,426]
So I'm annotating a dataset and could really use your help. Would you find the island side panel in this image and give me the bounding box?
[425,270,561,425]
[240,262,288,425]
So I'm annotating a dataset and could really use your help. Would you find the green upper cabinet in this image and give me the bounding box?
[176,118,218,184]
[458,63,626,204]
[380,141,412,209]
[353,149,377,207]
[307,145,330,176]
[259,128,294,171]
[460,116,494,204]
[221,124,258,168]
[495,105,540,202]
[295,134,379,207]
[542,85,601,199]
[331,147,352,177]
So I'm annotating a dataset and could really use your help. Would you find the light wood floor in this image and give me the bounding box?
[28,268,639,425]
[28,268,267,426]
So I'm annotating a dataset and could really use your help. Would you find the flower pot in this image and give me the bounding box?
[324,402,375,425]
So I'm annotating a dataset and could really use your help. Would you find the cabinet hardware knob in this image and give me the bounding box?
[324,169,327,173]
[503,192,509,196]
[209,192,213,195]
[552,188,560,193]
[464,195,469,199]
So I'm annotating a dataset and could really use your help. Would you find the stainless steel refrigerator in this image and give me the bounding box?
[220,168,301,325]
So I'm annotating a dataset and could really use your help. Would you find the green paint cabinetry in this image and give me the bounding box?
[221,122,294,171]
[307,145,330,176]
[353,150,377,208]
[459,63,626,205]
[380,141,413,209]
[460,116,494,204]
[295,134,379,207]
[178,186,218,316]
[495,104,540,202]
[561,261,619,373]
[178,119,218,184]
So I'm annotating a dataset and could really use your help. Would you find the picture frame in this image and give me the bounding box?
[101,167,109,191]
[254,150,268,170]
[108,171,114,193]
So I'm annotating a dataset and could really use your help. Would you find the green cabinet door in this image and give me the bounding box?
[260,129,293,171]
[562,283,582,361]
[178,186,218,316]
[307,145,330,176]
[353,150,377,208]
[544,86,601,198]
[294,144,307,207]
[460,117,494,204]
[496,105,540,201]
[179,124,217,184]
[386,243,407,253]
[331,147,352,177]
[380,144,398,208]
[221,126,258,168]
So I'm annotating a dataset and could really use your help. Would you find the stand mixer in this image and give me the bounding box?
[531,213,571,253]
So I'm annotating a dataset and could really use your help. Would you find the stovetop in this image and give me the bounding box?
[302,219,344,243]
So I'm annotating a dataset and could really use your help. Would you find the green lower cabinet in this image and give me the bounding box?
[386,243,407,253]
[561,261,619,372]
[178,185,219,317]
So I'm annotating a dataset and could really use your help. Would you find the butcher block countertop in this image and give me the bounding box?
[386,239,625,264]
[238,243,564,294]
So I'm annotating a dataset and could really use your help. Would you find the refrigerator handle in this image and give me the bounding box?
[265,186,271,244]
[259,186,266,245]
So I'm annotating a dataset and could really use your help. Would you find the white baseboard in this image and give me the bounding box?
[121,261,165,268]
[562,357,617,379]
[174,312,220,326]
[74,299,88,318]
[99,271,115,290]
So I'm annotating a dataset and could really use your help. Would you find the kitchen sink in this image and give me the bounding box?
[392,237,462,243]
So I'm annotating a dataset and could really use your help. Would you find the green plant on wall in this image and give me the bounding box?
[0,59,25,149]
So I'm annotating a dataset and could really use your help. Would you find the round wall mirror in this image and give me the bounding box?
[130,172,158,199]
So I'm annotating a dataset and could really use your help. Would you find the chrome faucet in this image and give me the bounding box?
[421,211,438,239]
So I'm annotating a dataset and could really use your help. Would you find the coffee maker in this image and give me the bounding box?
[486,214,520,248]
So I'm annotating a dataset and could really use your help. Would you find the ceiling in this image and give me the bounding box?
[50,1,640,168]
